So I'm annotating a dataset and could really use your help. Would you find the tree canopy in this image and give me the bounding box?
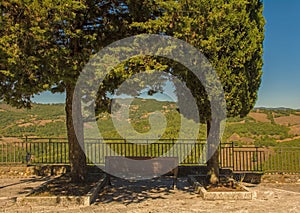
[97,0,265,120]
[0,0,265,182]
[92,0,265,183]
[0,0,160,106]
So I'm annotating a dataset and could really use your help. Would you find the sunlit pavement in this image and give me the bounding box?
[1,177,300,213]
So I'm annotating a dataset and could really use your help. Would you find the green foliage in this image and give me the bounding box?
[2,102,300,149]
[254,137,277,147]
[274,110,296,117]
[263,146,300,173]
[129,0,265,119]
[0,103,66,137]
[257,108,300,118]
[223,109,298,147]
[1,1,264,118]
[0,0,182,178]
[274,139,300,147]
[227,122,289,137]
[0,0,164,107]
[226,116,255,123]
[0,0,265,180]
[3,122,67,137]
[31,104,65,120]
[96,98,205,139]
[266,111,275,124]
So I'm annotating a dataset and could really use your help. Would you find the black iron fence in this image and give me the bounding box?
[263,147,300,173]
[0,138,69,164]
[0,137,299,173]
[84,138,211,166]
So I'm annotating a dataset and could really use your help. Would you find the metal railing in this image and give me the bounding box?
[263,147,300,173]
[0,138,69,164]
[84,138,211,165]
[1,137,300,173]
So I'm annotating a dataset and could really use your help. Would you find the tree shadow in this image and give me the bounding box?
[0,177,51,190]
[96,176,194,205]
[0,177,52,197]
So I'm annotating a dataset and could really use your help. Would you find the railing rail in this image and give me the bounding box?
[263,147,300,173]
[1,138,300,173]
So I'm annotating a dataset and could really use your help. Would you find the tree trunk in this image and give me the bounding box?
[207,119,220,185]
[65,83,87,183]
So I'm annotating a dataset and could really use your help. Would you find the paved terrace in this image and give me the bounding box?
[0,176,300,212]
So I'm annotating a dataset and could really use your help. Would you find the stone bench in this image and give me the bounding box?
[105,156,178,188]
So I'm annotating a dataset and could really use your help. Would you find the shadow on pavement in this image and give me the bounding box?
[96,176,194,205]
[0,177,50,190]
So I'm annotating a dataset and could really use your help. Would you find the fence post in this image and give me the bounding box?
[124,139,127,157]
[281,147,283,172]
[146,139,149,157]
[255,147,259,171]
[49,138,52,163]
[219,142,222,167]
[263,148,266,172]
[12,142,15,163]
[25,136,28,154]
[172,138,175,157]
[231,142,235,171]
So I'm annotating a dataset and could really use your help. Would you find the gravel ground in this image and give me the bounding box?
[1,176,300,213]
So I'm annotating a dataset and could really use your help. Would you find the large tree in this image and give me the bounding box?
[134,0,265,183]
[0,0,161,182]
[96,0,265,184]
[1,0,264,184]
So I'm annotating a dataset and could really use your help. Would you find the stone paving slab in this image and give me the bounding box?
[17,174,108,206]
[0,177,52,199]
[188,175,253,200]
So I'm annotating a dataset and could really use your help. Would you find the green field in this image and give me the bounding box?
[1,100,300,148]
[1,101,299,172]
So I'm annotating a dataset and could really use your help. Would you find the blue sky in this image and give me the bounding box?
[33,1,300,109]
[255,0,300,109]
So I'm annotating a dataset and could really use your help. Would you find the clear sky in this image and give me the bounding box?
[33,1,300,109]
[255,0,300,109]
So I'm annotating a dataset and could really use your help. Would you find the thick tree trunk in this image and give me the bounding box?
[207,119,220,185]
[65,84,87,183]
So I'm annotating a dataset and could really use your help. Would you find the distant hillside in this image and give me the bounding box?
[1,101,300,147]
[255,107,300,111]
[225,108,300,147]
[0,103,66,137]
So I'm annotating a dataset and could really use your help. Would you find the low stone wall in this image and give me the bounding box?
[262,174,300,183]
[0,165,107,177]
[188,175,253,200]
[0,165,69,177]
[0,165,203,177]
[0,166,36,177]
[1,165,299,184]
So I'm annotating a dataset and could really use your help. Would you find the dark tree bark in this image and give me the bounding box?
[66,83,87,183]
[207,119,220,185]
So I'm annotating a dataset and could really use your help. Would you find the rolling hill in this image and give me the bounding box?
[1,100,300,147]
